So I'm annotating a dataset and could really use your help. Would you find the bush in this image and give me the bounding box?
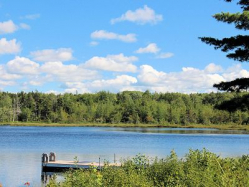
[47,149,249,187]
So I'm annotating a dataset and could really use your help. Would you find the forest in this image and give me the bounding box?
[0,91,248,125]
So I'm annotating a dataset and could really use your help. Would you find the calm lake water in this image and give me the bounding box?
[0,126,249,187]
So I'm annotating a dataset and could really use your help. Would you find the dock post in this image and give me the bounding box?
[49,152,56,162]
[99,157,101,170]
[41,153,48,180]
[42,153,48,163]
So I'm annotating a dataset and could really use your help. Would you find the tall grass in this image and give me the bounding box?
[47,149,249,187]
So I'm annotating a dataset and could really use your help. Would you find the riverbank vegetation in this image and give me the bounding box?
[0,91,248,127]
[47,149,249,187]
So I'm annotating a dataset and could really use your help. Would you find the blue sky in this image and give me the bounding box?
[0,0,248,93]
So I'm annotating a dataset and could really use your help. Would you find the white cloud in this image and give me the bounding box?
[84,53,137,72]
[204,63,223,73]
[137,63,249,93]
[135,43,160,54]
[31,48,73,62]
[40,61,98,82]
[0,80,15,87]
[64,82,91,94]
[90,41,99,46]
[0,20,18,34]
[222,64,249,81]
[64,75,137,93]
[27,75,52,86]
[111,5,163,25]
[0,65,21,80]
[19,23,31,30]
[45,90,61,94]
[0,65,21,90]
[91,30,137,43]
[6,56,40,75]
[0,38,21,54]
[91,75,137,87]
[156,52,174,59]
[135,43,174,59]
[21,14,40,20]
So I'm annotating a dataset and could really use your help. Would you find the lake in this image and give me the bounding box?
[0,126,249,187]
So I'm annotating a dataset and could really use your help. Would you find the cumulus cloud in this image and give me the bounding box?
[111,5,163,25]
[84,53,138,72]
[6,56,40,75]
[0,65,21,80]
[91,30,137,43]
[135,43,174,59]
[0,38,21,54]
[204,63,223,73]
[31,48,73,62]
[91,75,137,87]
[64,75,137,93]
[137,63,249,93]
[222,64,249,81]
[135,43,160,54]
[0,20,18,34]
[156,52,174,59]
[64,82,91,94]
[0,64,22,89]
[0,20,30,34]
[40,61,98,82]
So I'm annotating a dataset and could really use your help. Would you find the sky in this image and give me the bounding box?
[0,0,248,94]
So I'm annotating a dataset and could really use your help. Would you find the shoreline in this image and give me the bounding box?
[0,122,249,131]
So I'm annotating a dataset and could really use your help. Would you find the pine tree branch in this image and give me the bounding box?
[199,35,249,62]
[213,78,249,92]
[225,0,249,11]
[214,11,249,30]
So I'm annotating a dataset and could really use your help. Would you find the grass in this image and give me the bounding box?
[0,121,249,131]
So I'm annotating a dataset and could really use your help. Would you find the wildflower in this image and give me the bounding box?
[24,181,30,186]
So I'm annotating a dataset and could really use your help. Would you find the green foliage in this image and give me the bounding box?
[0,91,249,125]
[47,149,249,187]
[214,77,249,92]
[200,0,249,62]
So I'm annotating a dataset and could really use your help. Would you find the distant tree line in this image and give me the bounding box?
[0,91,248,125]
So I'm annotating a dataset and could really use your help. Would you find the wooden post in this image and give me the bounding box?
[49,152,56,162]
[99,157,100,170]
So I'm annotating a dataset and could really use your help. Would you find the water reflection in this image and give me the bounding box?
[105,127,249,135]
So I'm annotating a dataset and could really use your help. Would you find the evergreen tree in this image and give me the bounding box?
[200,0,249,62]
[214,77,249,92]
[200,0,249,89]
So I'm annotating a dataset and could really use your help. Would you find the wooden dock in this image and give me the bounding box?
[41,152,120,173]
[42,160,120,172]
